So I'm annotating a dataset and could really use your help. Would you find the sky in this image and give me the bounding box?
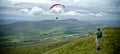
[0,0,120,21]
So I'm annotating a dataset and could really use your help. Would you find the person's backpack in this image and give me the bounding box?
[98,31,102,38]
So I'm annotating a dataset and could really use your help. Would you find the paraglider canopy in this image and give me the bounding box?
[50,4,65,10]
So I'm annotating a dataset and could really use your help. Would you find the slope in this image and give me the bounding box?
[0,41,71,54]
[44,27,120,54]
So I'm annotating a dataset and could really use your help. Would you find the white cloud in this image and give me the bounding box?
[63,11,106,16]
[20,7,44,15]
[60,10,88,16]
[88,12,105,16]
[88,13,95,16]
[19,5,106,17]
[63,11,80,16]
[29,7,44,15]
[95,14,103,16]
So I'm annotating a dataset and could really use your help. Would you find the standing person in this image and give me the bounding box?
[96,28,102,50]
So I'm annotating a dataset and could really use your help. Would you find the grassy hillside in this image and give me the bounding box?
[0,41,71,54]
[44,27,120,54]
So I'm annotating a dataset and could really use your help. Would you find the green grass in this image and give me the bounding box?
[0,27,119,54]
[44,27,120,54]
[0,41,71,54]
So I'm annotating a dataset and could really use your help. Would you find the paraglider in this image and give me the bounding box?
[56,17,58,22]
[56,17,58,19]
[50,4,65,10]
[50,4,65,22]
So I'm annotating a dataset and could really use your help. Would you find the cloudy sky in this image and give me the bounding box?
[0,0,120,21]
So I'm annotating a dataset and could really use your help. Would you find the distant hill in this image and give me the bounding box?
[1,19,119,32]
[0,19,96,36]
[0,20,16,25]
[0,19,92,30]
[0,19,99,46]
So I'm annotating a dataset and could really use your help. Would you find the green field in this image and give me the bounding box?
[0,41,71,54]
[44,27,120,54]
[0,27,120,54]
